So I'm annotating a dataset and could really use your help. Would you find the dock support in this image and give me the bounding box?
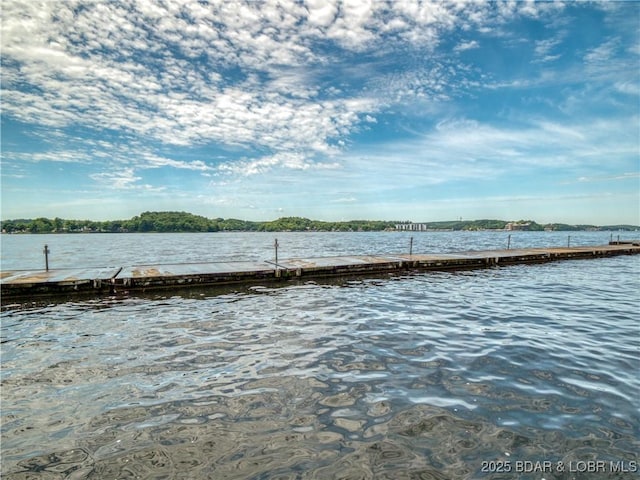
[567,235,571,248]
[409,237,413,257]
[507,234,511,250]
[43,244,50,271]
[274,238,280,277]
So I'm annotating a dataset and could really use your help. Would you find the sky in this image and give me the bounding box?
[1,0,639,224]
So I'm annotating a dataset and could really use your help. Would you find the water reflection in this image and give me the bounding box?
[5,377,638,479]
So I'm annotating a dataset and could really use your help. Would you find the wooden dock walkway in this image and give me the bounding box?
[1,243,639,300]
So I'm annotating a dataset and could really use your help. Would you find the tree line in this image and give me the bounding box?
[0,211,397,233]
[1,211,637,234]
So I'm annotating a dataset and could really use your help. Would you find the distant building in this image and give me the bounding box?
[395,223,430,231]
[505,222,531,231]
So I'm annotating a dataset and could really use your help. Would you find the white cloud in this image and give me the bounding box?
[90,168,143,189]
[584,38,618,67]
[306,0,338,28]
[615,81,640,96]
[533,36,564,63]
[331,196,358,203]
[141,155,213,172]
[454,40,479,52]
[576,172,640,183]
[3,150,91,164]
[217,152,341,177]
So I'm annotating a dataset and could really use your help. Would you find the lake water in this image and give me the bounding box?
[1,231,639,479]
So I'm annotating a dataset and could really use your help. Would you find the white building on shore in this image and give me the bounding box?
[395,223,429,231]
[395,223,455,231]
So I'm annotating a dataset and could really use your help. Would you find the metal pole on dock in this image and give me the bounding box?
[409,236,413,256]
[274,238,279,265]
[507,234,511,250]
[43,244,50,271]
[567,235,571,248]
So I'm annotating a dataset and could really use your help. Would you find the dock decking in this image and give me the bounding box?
[1,243,639,299]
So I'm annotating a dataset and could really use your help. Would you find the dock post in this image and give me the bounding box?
[43,244,50,271]
[567,235,571,248]
[507,234,511,250]
[409,236,413,257]
[274,238,279,265]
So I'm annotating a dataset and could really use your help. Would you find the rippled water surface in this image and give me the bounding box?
[1,232,639,479]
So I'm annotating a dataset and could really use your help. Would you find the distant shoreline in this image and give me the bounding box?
[1,211,638,234]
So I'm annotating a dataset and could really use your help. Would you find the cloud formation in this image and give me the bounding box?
[1,1,568,164]
[1,0,638,223]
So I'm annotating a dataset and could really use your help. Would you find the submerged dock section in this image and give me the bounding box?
[2,243,639,299]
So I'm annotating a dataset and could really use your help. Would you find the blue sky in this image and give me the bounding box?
[1,0,639,224]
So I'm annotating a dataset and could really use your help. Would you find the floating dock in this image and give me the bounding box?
[1,243,639,300]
